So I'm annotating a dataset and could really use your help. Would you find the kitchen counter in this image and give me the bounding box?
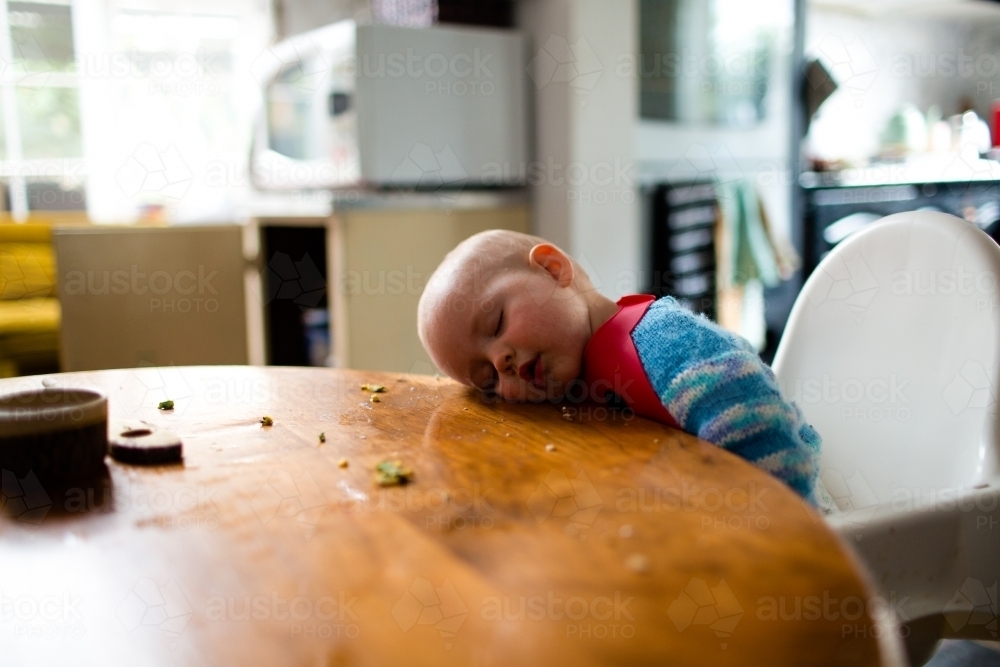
[245,189,529,221]
[800,156,1000,189]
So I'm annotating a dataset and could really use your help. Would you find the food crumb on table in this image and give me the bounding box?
[158,400,174,410]
[361,384,386,393]
[338,458,348,468]
[374,459,413,486]
[545,444,556,452]
[370,394,380,403]
[625,553,650,573]
[318,432,326,443]
[260,415,273,426]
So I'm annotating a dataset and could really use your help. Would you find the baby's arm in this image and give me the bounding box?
[633,298,821,502]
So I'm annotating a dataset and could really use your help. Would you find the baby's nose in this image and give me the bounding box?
[493,351,514,375]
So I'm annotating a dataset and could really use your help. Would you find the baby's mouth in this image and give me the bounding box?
[518,355,545,388]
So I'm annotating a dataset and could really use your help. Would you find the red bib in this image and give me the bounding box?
[581,295,679,428]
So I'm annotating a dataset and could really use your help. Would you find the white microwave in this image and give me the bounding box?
[250,20,528,191]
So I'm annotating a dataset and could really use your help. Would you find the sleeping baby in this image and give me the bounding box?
[417,230,821,502]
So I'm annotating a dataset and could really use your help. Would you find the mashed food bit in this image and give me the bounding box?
[374,459,413,486]
[260,415,274,426]
[361,384,386,393]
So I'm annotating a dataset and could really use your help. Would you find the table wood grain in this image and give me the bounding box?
[0,366,884,666]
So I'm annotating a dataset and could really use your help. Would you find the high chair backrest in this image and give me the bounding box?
[773,211,1000,505]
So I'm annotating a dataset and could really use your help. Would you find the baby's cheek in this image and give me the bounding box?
[555,356,583,383]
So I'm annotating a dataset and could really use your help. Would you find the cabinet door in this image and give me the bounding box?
[332,205,529,373]
[54,226,248,371]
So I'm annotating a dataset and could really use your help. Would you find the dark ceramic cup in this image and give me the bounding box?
[0,388,108,485]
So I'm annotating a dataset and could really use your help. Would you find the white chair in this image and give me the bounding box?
[773,211,1000,664]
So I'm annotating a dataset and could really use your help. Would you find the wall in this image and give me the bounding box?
[633,1,798,255]
[517,0,640,298]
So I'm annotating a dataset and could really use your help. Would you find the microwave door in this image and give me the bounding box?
[251,20,360,191]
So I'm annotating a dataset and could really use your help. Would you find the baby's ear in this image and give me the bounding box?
[528,243,574,288]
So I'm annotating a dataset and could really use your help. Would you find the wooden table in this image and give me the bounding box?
[0,367,887,666]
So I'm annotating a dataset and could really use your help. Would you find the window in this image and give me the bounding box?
[639,0,794,127]
[0,0,273,221]
[0,0,84,215]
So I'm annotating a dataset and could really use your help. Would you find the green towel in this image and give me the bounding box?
[718,179,781,288]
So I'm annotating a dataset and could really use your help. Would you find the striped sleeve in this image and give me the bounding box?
[632,298,821,502]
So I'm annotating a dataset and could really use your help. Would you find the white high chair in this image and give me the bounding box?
[773,211,1000,664]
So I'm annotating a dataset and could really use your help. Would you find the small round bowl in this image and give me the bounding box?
[0,388,108,484]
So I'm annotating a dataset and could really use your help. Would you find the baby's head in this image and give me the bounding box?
[418,230,598,401]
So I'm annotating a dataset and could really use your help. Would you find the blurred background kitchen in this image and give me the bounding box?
[3,0,1000,379]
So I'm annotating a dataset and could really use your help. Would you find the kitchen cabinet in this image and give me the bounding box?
[254,191,529,374]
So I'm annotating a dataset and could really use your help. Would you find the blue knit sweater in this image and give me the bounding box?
[632,297,821,502]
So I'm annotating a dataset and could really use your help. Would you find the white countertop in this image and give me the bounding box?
[245,188,529,220]
[801,155,1000,189]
